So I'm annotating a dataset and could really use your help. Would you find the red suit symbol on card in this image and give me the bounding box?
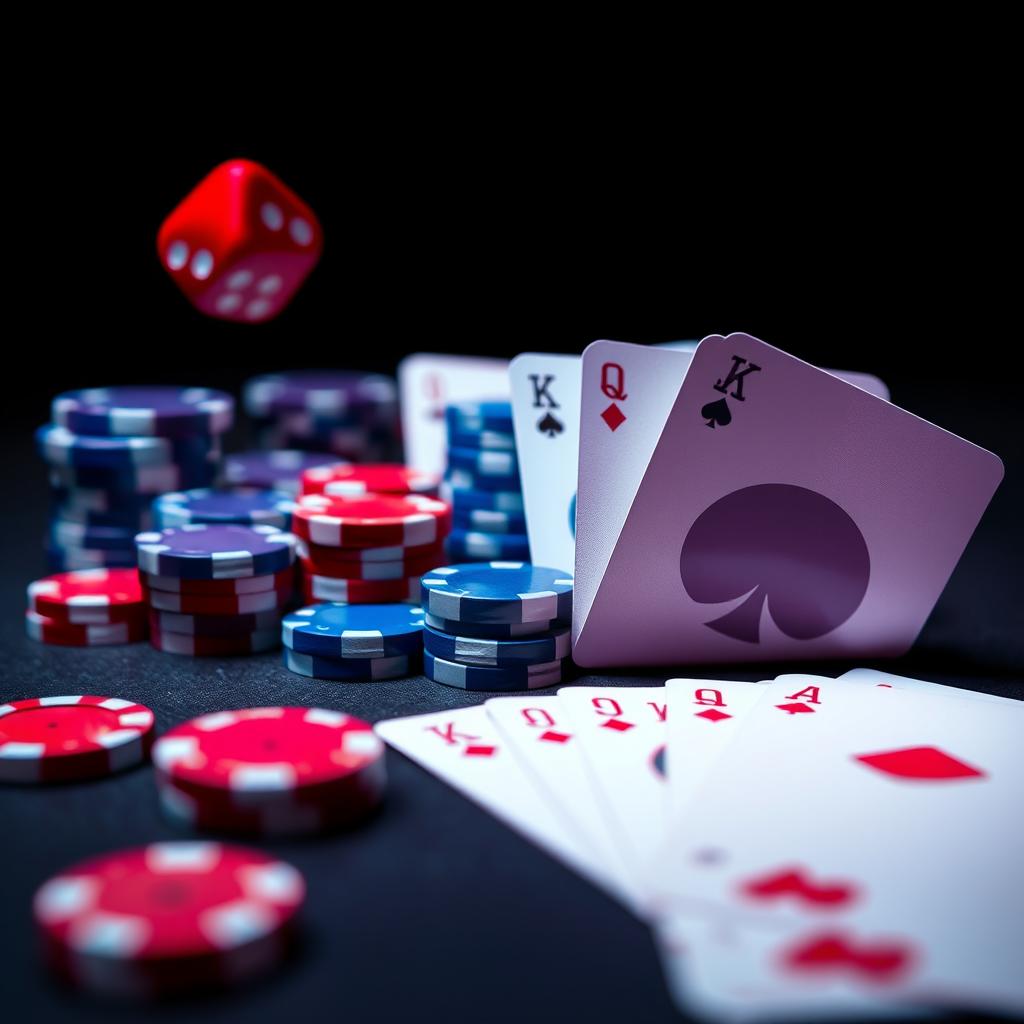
[538,730,571,744]
[601,404,626,431]
[781,931,914,983]
[463,744,497,758]
[601,718,634,733]
[694,708,732,723]
[854,746,986,781]
[600,362,627,431]
[740,867,858,908]
[775,702,815,715]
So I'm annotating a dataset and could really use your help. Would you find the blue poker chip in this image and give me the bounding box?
[440,483,524,514]
[224,450,337,495]
[153,488,295,530]
[445,466,520,493]
[48,518,138,552]
[424,649,568,691]
[423,622,570,666]
[282,647,416,680]
[424,613,558,639]
[134,524,297,579]
[48,459,219,495]
[51,386,234,438]
[36,425,220,470]
[445,401,514,434]
[447,446,519,480]
[282,602,425,658]
[447,529,530,561]
[420,563,573,625]
[45,545,138,572]
[244,371,397,417]
[451,507,527,534]
[50,498,153,532]
[447,427,516,452]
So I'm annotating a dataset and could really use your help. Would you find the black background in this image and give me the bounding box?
[4,127,1022,1024]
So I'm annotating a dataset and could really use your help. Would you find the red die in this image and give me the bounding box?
[157,159,323,324]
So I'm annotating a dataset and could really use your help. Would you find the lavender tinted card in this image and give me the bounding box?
[572,333,1003,666]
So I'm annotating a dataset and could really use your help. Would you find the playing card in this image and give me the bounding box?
[573,333,1003,666]
[485,695,640,910]
[840,666,1022,706]
[397,353,510,474]
[509,353,581,575]
[374,705,611,895]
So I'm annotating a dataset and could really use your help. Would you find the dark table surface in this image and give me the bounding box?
[3,383,1022,1024]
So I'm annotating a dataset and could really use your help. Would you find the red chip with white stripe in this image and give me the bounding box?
[27,569,145,625]
[34,841,304,997]
[300,462,440,498]
[292,493,451,548]
[25,610,147,647]
[0,695,155,783]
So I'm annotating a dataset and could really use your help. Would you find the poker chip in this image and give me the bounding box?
[48,518,137,552]
[452,507,527,534]
[423,622,571,666]
[445,401,514,434]
[447,528,531,561]
[50,501,154,532]
[26,609,146,647]
[293,493,451,548]
[153,488,295,529]
[423,612,559,639]
[149,624,280,656]
[142,566,293,596]
[297,537,444,565]
[46,545,139,572]
[0,695,155,783]
[301,574,420,605]
[282,648,416,681]
[49,460,219,495]
[224,450,338,494]
[244,371,397,417]
[143,584,292,616]
[37,425,219,470]
[33,842,304,996]
[447,427,516,451]
[420,563,574,624]
[424,649,568,691]
[28,569,145,625]
[445,466,520,493]
[440,483,524,513]
[300,544,442,580]
[149,608,282,637]
[52,386,234,438]
[135,524,297,580]
[300,462,440,498]
[282,602,425,658]
[447,446,519,479]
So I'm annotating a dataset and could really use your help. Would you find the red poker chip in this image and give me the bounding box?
[300,462,440,498]
[301,573,421,604]
[34,841,304,997]
[0,695,155,783]
[26,610,147,647]
[149,625,280,657]
[297,536,444,565]
[292,493,451,548]
[27,569,144,625]
[299,544,443,581]
[142,566,293,596]
[143,582,292,616]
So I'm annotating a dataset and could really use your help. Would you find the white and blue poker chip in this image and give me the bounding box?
[51,386,234,438]
[451,506,527,534]
[153,488,296,530]
[283,647,416,680]
[282,602,426,659]
[424,649,568,691]
[444,401,514,434]
[447,427,516,452]
[48,518,137,553]
[447,529,530,561]
[423,622,570,666]
[440,483,524,514]
[48,459,218,495]
[419,562,573,625]
[37,424,219,470]
[447,446,519,479]
[134,524,297,579]
[424,613,559,639]
[445,466,520,493]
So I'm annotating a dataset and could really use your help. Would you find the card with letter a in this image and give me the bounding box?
[572,333,1003,666]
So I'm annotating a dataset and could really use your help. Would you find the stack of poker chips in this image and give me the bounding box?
[25,568,148,647]
[244,370,401,461]
[135,524,297,656]
[152,706,387,837]
[440,401,529,561]
[281,602,426,680]
[418,563,573,691]
[39,387,233,572]
[290,487,451,605]
[152,487,296,531]
[223,449,337,496]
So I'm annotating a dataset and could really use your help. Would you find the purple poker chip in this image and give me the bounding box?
[51,386,234,438]
[134,524,297,579]
[153,488,295,530]
[243,371,397,417]
[224,450,337,495]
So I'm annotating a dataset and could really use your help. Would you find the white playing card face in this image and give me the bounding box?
[839,667,1021,706]
[573,342,695,644]
[556,686,671,901]
[509,353,582,575]
[397,353,510,474]
[485,695,640,911]
[375,706,608,893]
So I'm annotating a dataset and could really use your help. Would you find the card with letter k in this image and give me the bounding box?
[572,333,1004,667]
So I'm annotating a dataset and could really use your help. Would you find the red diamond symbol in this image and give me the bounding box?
[601,718,634,732]
[601,403,626,431]
[854,746,986,781]
[539,730,571,744]
[695,708,732,723]
[775,702,815,715]
[464,744,497,757]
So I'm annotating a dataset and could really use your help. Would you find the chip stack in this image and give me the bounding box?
[223,449,337,496]
[244,370,401,460]
[290,488,451,605]
[281,602,426,680]
[418,563,573,691]
[152,487,296,531]
[440,401,529,562]
[39,387,233,572]
[135,524,297,656]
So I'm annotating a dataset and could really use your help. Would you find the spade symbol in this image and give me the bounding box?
[701,398,732,428]
[537,412,564,438]
[679,484,870,643]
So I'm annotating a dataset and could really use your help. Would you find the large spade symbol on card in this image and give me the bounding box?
[679,484,870,643]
